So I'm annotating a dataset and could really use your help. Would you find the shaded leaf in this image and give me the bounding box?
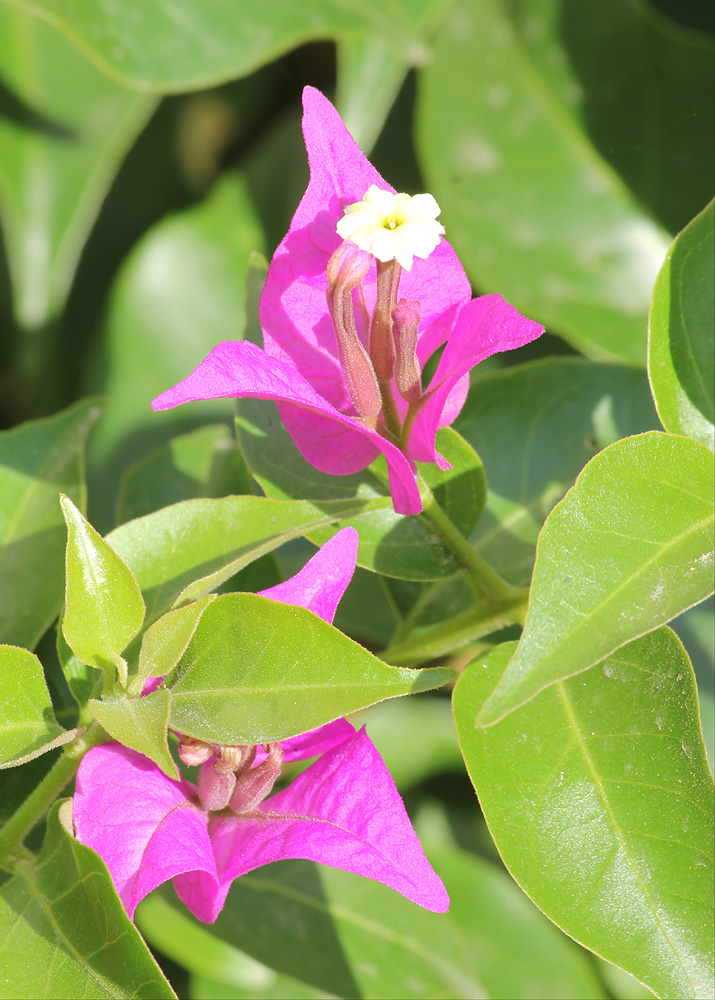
[649,200,714,451]
[0,399,101,649]
[89,689,177,780]
[478,432,714,724]
[0,645,79,768]
[454,631,714,1000]
[0,4,154,327]
[0,802,176,998]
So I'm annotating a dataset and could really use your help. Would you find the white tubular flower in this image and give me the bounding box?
[336,185,445,270]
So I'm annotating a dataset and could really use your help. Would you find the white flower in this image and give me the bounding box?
[336,185,445,270]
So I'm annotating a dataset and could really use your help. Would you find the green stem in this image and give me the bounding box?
[383,593,528,665]
[417,472,515,604]
[0,722,108,870]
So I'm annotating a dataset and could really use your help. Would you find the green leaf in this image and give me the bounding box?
[106,495,392,626]
[116,424,251,525]
[142,843,604,1000]
[88,689,178,780]
[0,4,154,328]
[0,801,176,998]
[61,495,145,686]
[134,596,216,694]
[418,0,672,363]
[335,35,410,155]
[649,200,715,451]
[167,593,452,744]
[238,395,486,580]
[0,399,101,649]
[9,0,434,92]
[0,645,79,768]
[88,172,264,467]
[458,358,659,586]
[454,631,715,1000]
[57,626,101,708]
[478,432,715,725]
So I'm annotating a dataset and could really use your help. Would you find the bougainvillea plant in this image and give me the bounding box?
[0,5,712,999]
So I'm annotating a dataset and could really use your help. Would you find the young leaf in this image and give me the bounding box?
[0,801,176,998]
[89,689,178,780]
[167,593,453,745]
[454,632,714,1000]
[134,596,217,693]
[478,432,714,725]
[0,645,80,768]
[61,495,145,687]
[649,200,715,452]
[106,495,391,626]
[0,399,101,650]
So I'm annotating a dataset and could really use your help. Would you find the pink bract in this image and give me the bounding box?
[73,528,448,921]
[152,87,543,514]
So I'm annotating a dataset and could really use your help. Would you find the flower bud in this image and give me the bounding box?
[178,737,215,767]
[392,298,422,404]
[229,742,284,814]
[198,761,237,812]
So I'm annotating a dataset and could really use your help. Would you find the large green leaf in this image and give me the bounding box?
[5,0,436,92]
[458,358,659,586]
[0,5,153,328]
[0,802,176,998]
[106,494,391,626]
[454,632,714,1000]
[115,424,251,525]
[87,172,264,469]
[0,645,79,768]
[167,592,452,744]
[418,0,673,363]
[478,432,715,725]
[238,396,487,580]
[140,845,604,999]
[649,200,715,451]
[61,496,145,686]
[0,399,101,649]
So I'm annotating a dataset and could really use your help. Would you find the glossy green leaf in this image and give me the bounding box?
[418,0,672,363]
[649,200,715,451]
[0,802,176,998]
[335,35,410,155]
[0,645,79,768]
[478,432,715,725]
[61,495,145,686]
[458,358,659,586]
[238,395,486,580]
[106,495,391,627]
[88,689,177,780]
[57,626,101,708]
[0,5,154,327]
[167,593,452,744]
[115,424,251,525]
[0,399,101,649]
[134,595,216,693]
[454,632,714,999]
[8,0,435,92]
[88,172,264,467]
[143,843,604,1000]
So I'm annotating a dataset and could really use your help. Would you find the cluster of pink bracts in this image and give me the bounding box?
[74,88,542,924]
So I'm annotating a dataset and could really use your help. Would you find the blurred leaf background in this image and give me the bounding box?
[0,0,712,997]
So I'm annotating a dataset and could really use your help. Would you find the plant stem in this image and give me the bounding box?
[0,722,107,870]
[417,472,516,604]
[383,592,528,665]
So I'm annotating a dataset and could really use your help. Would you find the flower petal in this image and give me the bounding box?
[406,295,544,464]
[258,527,358,624]
[73,744,217,918]
[173,728,449,922]
[152,340,423,514]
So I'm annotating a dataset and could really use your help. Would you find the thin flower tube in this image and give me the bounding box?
[152,87,543,515]
[72,529,448,923]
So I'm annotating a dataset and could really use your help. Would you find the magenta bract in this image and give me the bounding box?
[152,87,543,515]
[73,528,448,922]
